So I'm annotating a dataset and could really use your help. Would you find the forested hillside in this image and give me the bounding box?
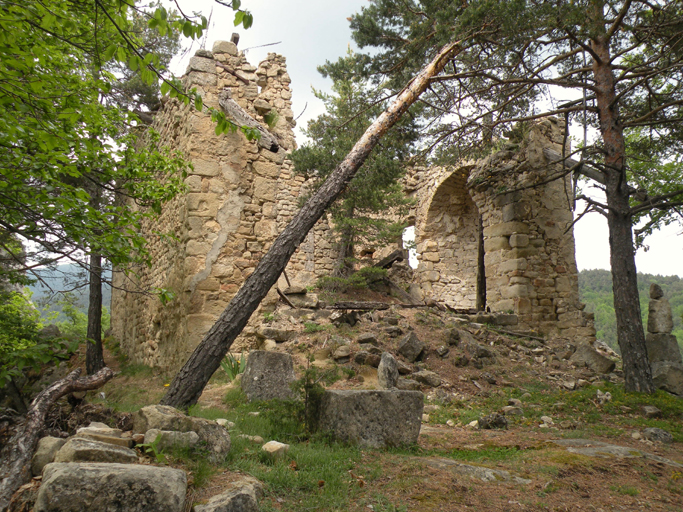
[579,269,683,352]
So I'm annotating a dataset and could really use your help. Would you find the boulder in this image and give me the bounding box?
[317,390,423,448]
[445,328,460,346]
[377,352,399,389]
[642,427,674,443]
[646,333,683,365]
[332,345,351,362]
[192,420,232,463]
[648,298,674,334]
[256,326,295,343]
[569,343,616,374]
[53,437,137,464]
[241,351,297,401]
[397,332,425,362]
[261,440,290,460]
[133,405,193,434]
[194,477,264,512]
[650,283,664,300]
[75,422,133,448]
[31,436,66,476]
[287,293,319,309]
[396,378,421,391]
[356,332,379,346]
[412,370,441,388]
[34,463,187,512]
[143,429,199,452]
[354,351,381,367]
[651,362,683,396]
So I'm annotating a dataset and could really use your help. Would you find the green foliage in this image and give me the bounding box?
[303,322,327,333]
[0,290,77,389]
[219,353,246,381]
[317,266,388,292]
[291,358,343,435]
[579,270,683,352]
[138,434,167,464]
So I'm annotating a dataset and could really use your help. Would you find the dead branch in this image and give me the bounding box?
[0,367,115,512]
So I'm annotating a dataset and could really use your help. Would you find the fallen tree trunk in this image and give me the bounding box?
[0,367,114,512]
[160,40,464,409]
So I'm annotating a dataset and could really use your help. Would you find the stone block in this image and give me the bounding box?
[412,370,441,387]
[31,436,66,476]
[194,477,264,512]
[192,159,221,176]
[253,177,276,201]
[212,40,238,55]
[143,429,200,452]
[509,234,529,248]
[317,390,423,448]
[252,160,280,178]
[648,299,674,334]
[35,463,187,512]
[261,441,290,460]
[498,258,528,273]
[501,284,529,299]
[651,362,683,396]
[242,351,297,401]
[133,405,194,434]
[569,343,615,374]
[646,333,683,364]
[377,352,399,389]
[53,438,137,464]
[187,56,217,74]
[484,236,511,252]
[397,332,426,363]
[483,221,530,238]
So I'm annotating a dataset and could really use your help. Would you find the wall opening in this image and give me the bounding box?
[416,166,482,308]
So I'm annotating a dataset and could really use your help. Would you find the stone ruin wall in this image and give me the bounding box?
[407,118,595,342]
[111,43,595,372]
[111,42,336,372]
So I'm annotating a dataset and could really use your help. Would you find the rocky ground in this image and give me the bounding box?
[4,285,683,512]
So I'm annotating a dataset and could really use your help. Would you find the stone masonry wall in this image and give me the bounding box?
[111,41,331,372]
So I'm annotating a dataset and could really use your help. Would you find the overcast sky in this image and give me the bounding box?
[169,0,682,278]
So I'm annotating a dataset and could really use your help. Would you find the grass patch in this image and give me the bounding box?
[610,484,640,496]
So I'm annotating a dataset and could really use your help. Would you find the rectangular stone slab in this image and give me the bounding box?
[317,390,423,448]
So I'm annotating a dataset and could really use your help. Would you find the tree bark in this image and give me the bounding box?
[0,367,114,512]
[590,3,654,393]
[86,252,105,375]
[160,40,463,409]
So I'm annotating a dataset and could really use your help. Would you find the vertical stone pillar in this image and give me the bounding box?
[467,118,595,341]
[646,283,683,396]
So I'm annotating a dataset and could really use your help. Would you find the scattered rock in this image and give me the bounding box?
[359,344,382,355]
[453,354,470,367]
[133,405,193,434]
[596,389,612,404]
[478,414,508,430]
[261,441,290,460]
[377,352,399,390]
[216,419,236,429]
[562,380,576,390]
[256,326,296,343]
[356,332,379,346]
[332,345,351,363]
[354,351,381,367]
[34,463,187,512]
[436,345,450,358]
[330,310,360,327]
[191,419,232,463]
[396,359,413,375]
[422,414,430,423]
[194,477,264,512]
[396,378,421,391]
[238,434,264,444]
[446,328,460,346]
[412,370,441,388]
[570,343,616,374]
[508,398,522,406]
[384,326,404,337]
[287,293,319,309]
[241,351,297,401]
[317,390,423,448]
[642,405,662,419]
[642,427,673,443]
[480,372,496,385]
[397,332,426,362]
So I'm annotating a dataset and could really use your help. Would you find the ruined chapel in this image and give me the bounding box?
[111,41,596,372]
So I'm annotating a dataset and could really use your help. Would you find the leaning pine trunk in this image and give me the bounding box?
[160,40,464,409]
[0,367,115,512]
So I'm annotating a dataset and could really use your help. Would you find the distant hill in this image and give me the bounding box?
[27,264,111,318]
[579,269,683,352]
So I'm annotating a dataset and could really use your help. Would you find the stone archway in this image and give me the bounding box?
[414,165,482,309]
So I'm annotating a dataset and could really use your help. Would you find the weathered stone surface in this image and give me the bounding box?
[377,352,399,389]
[648,298,674,334]
[133,405,193,434]
[642,405,662,418]
[287,293,319,309]
[241,350,296,401]
[357,332,379,346]
[143,429,199,452]
[478,414,508,430]
[192,420,232,463]
[261,440,289,460]
[75,422,132,448]
[397,378,421,391]
[397,332,425,362]
[412,370,441,387]
[332,345,351,362]
[53,438,137,464]
[256,326,295,342]
[31,436,66,476]
[446,328,460,346]
[187,56,217,74]
[194,477,264,512]
[643,427,674,443]
[651,362,683,396]
[650,283,664,300]
[34,463,187,512]
[646,333,683,364]
[569,343,615,374]
[212,40,238,55]
[318,390,423,448]
[354,351,381,367]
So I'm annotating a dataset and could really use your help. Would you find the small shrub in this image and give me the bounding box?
[220,353,246,381]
